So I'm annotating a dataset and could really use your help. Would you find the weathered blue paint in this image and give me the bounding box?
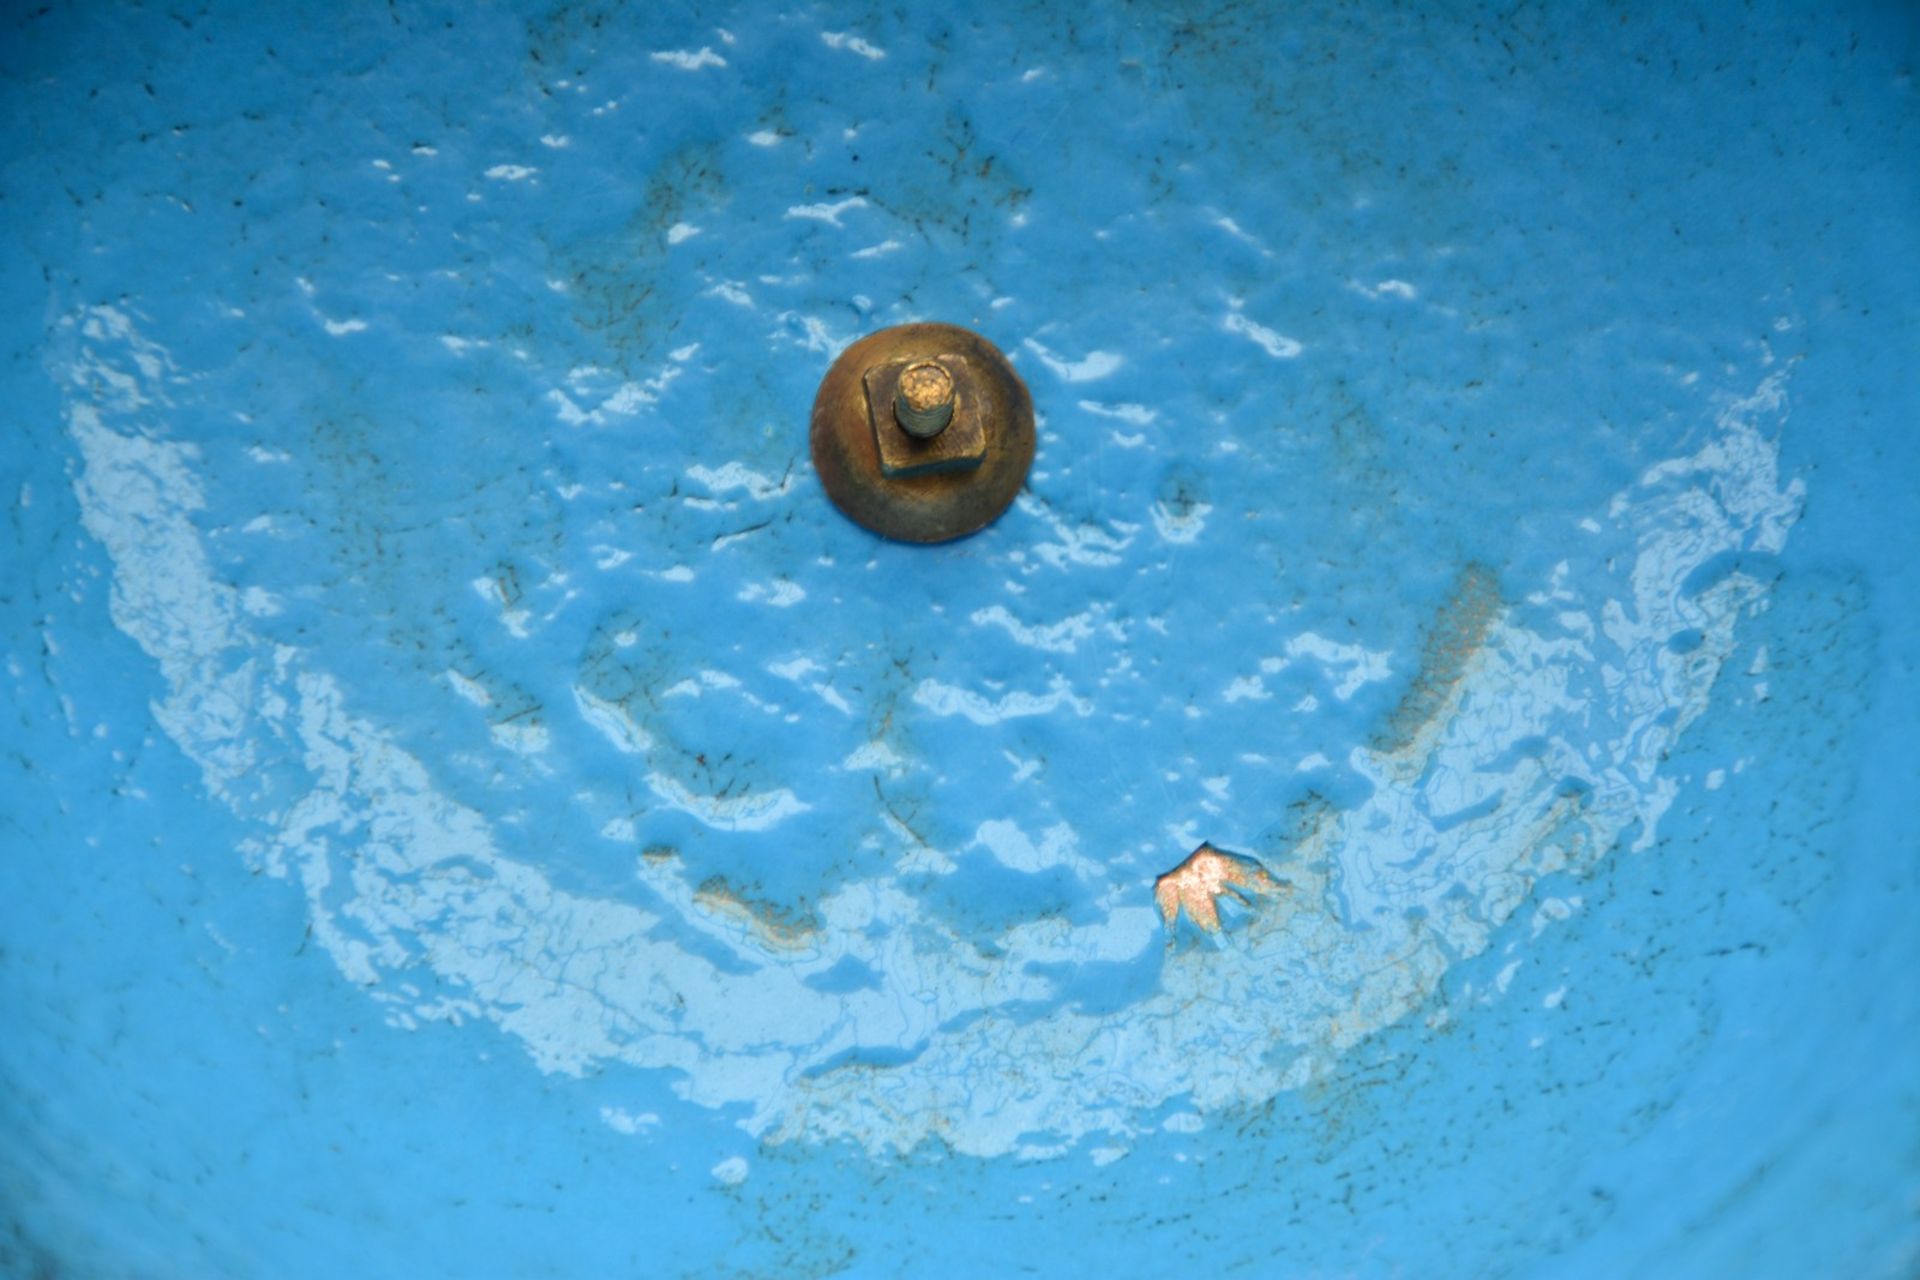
[1,1,1915,1275]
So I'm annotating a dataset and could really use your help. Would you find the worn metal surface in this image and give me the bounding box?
[1,2,1917,1278]
[814,323,1033,539]
[890,360,957,440]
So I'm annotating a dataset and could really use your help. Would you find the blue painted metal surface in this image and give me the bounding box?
[2,2,1916,1275]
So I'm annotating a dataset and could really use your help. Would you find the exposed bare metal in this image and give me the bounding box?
[1154,842,1282,934]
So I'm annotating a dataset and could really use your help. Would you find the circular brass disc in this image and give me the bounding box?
[810,323,1036,544]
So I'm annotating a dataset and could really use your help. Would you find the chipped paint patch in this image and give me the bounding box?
[1154,843,1284,933]
[693,877,821,950]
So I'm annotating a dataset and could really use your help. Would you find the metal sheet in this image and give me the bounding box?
[2,1,1916,1275]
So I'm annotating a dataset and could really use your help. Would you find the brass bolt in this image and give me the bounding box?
[811,322,1035,543]
[893,360,956,439]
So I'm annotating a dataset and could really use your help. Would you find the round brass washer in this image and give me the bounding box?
[809,323,1036,544]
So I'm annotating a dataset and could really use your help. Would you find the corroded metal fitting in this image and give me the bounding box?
[811,323,1036,544]
[893,360,956,439]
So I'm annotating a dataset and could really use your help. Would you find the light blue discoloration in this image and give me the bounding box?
[2,1,1916,1276]
[42,304,1801,1163]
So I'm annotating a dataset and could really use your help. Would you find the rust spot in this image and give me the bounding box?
[1374,563,1503,754]
[693,876,820,949]
[1154,842,1282,933]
